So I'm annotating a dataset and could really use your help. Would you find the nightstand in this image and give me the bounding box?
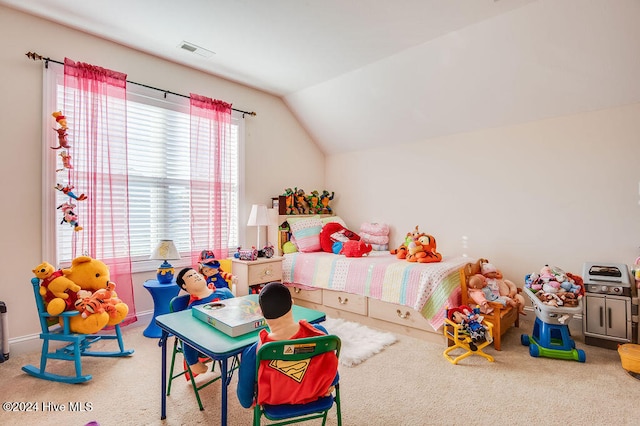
[231,256,283,296]
[142,279,181,338]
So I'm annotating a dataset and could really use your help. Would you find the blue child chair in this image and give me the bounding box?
[22,277,134,383]
[252,334,342,426]
[166,294,240,410]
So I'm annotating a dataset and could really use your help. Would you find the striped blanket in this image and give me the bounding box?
[282,251,470,330]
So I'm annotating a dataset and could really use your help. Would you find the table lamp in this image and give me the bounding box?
[246,204,269,251]
[150,239,181,284]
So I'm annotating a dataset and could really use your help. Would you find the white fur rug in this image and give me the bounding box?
[322,317,397,367]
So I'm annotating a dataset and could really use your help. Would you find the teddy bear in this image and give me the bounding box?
[61,256,129,333]
[480,262,526,315]
[33,261,82,315]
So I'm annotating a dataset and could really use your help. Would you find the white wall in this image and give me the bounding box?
[3,3,640,354]
[0,6,324,348]
[327,103,640,284]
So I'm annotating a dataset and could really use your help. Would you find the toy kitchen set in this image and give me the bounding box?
[582,262,639,349]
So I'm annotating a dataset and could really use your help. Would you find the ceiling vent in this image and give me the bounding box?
[178,41,215,58]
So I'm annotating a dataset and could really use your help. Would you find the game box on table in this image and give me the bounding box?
[191,297,267,337]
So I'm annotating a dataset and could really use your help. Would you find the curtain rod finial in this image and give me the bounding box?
[25,52,44,61]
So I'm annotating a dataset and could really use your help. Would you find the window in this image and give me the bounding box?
[43,62,242,269]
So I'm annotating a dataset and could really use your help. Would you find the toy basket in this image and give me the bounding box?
[618,343,640,375]
[523,287,583,325]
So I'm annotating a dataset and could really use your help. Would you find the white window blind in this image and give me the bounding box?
[43,62,241,267]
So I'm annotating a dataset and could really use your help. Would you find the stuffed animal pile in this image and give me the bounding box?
[480,261,526,315]
[448,304,492,348]
[318,221,373,257]
[32,256,129,334]
[390,225,442,263]
[319,222,360,253]
[525,264,584,307]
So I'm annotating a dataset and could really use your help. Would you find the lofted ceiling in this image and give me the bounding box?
[3,0,640,155]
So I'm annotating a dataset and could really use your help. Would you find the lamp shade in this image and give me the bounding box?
[150,240,181,261]
[150,240,181,284]
[247,204,270,252]
[246,204,270,227]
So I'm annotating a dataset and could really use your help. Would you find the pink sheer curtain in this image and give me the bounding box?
[189,94,233,264]
[63,58,136,325]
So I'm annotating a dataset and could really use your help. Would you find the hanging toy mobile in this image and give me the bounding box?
[57,202,83,232]
[51,111,88,233]
[55,151,73,172]
[51,111,71,150]
[55,183,88,201]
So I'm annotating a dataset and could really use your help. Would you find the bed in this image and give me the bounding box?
[281,251,471,342]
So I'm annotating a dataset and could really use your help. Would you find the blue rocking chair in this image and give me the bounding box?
[22,277,134,384]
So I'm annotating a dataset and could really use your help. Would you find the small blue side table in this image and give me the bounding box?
[143,279,180,338]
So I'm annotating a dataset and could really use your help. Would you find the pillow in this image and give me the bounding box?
[288,216,323,252]
[321,215,346,228]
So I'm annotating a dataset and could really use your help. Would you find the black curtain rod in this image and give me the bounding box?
[25,51,256,117]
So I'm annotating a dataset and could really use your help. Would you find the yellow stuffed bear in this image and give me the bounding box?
[61,256,129,334]
[32,261,82,316]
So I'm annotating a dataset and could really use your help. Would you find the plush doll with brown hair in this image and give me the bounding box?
[467,274,494,314]
[481,262,526,315]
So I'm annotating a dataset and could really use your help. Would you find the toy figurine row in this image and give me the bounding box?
[51,111,88,232]
[282,187,333,215]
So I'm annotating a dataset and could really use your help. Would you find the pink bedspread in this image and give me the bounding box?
[282,251,469,330]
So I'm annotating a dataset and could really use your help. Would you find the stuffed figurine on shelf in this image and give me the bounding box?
[198,250,236,291]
